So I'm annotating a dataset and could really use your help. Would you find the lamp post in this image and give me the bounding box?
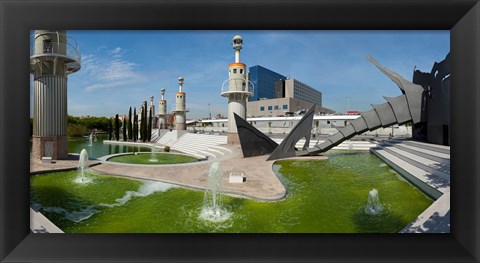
[345,96,351,113]
[208,103,211,119]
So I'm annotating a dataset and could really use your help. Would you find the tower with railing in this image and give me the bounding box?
[158,88,167,129]
[30,30,81,160]
[221,35,254,144]
[175,77,187,130]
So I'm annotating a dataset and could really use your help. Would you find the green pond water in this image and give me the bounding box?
[30,135,152,159]
[68,135,152,159]
[30,151,433,233]
[107,153,199,165]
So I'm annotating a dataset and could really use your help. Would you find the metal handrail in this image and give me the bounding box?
[221,77,254,95]
[171,104,191,112]
[30,32,81,63]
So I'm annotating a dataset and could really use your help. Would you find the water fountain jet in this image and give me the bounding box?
[199,162,231,222]
[365,188,383,215]
[75,149,92,184]
[149,144,158,162]
[88,134,93,146]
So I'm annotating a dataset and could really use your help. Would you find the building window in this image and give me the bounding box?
[268,106,272,111]
[43,40,53,53]
[274,105,279,110]
[260,106,265,111]
[283,104,288,110]
[233,69,237,74]
[240,69,243,74]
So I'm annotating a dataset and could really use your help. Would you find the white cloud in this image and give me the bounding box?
[78,47,147,93]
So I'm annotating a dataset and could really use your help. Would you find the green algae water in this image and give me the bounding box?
[31,135,152,158]
[30,151,433,233]
[107,153,199,165]
[68,135,152,159]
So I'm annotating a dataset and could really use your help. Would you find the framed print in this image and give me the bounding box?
[1,0,479,262]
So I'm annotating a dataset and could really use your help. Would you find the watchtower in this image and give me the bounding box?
[30,30,81,160]
[221,35,253,144]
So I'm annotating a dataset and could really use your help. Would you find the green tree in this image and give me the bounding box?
[67,124,87,137]
[148,107,153,141]
[114,114,120,141]
[108,118,112,140]
[141,101,148,142]
[133,108,138,142]
[128,107,133,141]
[123,116,127,142]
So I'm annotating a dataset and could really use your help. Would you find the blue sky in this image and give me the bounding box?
[30,30,449,118]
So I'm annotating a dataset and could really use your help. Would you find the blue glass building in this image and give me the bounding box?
[248,65,286,101]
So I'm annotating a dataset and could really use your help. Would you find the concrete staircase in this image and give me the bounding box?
[150,129,160,142]
[156,131,230,159]
[370,138,450,233]
[156,131,178,147]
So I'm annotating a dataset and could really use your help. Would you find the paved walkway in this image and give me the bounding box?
[91,146,291,201]
[30,154,100,174]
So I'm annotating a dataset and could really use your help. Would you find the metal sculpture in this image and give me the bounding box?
[235,54,449,160]
[305,55,426,157]
[267,106,315,160]
[234,113,278,157]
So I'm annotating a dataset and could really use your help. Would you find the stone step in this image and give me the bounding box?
[381,146,450,178]
[209,145,232,153]
[392,139,450,154]
[382,141,450,164]
[371,149,448,198]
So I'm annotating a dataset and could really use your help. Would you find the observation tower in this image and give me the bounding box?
[30,30,81,160]
[175,77,187,130]
[158,88,167,129]
[221,35,254,144]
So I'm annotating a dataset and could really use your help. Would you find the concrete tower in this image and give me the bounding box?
[30,30,81,160]
[221,35,253,144]
[158,88,167,129]
[175,77,187,130]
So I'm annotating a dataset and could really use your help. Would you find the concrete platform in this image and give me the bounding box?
[30,154,100,174]
[91,146,288,201]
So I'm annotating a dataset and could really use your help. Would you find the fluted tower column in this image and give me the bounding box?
[30,30,81,160]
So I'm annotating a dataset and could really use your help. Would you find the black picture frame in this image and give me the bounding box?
[1,0,479,262]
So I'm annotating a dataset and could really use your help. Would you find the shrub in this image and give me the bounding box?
[67,124,87,137]
[164,146,170,152]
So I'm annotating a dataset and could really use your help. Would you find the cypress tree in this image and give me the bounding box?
[142,101,148,142]
[133,107,138,142]
[148,107,153,141]
[128,107,133,141]
[108,118,112,140]
[139,106,144,142]
[114,114,120,141]
[122,116,127,141]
